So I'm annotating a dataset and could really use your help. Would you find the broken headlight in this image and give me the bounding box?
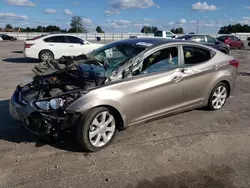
[35,98,64,111]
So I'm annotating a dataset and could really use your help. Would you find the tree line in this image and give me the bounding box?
[3,18,250,34]
[140,26,185,34]
[1,16,105,33]
[218,23,250,34]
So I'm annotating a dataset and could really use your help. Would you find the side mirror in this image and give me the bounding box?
[215,40,220,44]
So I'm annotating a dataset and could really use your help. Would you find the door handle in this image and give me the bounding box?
[49,44,54,46]
[69,45,74,47]
[172,76,183,82]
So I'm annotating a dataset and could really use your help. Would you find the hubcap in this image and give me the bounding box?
[41,52,52,61]
[212,85,227,109]
[89,111,116,147]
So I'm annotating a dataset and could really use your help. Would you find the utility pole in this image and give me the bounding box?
[196,24,199,34]
[196,17,202,34]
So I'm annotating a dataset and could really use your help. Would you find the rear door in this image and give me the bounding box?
[43,35,69,58]
[179,45,216,107]
[229,36,238,48]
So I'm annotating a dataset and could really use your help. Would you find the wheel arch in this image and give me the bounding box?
[38,49,54,60]
[220,80,231,97]
[91,105,125,130]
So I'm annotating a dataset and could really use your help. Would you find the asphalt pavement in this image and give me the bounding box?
[0,41,250,188]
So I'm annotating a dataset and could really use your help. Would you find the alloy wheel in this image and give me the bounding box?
[88,111,116,147]
[41,52,53,61]
[211,85,227,109]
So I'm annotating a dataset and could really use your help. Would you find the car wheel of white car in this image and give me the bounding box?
[208,82,229,110]
[77,107,117,152]
[39,50,54,62]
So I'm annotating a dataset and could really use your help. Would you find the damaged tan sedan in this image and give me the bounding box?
[9,38,239,152]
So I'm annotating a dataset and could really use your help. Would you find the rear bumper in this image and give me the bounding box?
[23,49,38,59]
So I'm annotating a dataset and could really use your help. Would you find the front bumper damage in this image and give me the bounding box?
[9,86,81,139]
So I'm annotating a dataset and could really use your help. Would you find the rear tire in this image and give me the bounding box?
[207,82,229,111]
[240,43,244,49]
[77,107,117,152]
[39,50,54,62]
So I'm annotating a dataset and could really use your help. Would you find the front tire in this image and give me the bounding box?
[77,107,117,152]
[208,82,229,111]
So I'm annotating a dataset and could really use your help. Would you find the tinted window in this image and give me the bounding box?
[229,36,239,41]
[206,36,216,43]
[217,36,228,41]
[66,36,84,44]
[176,35,192,40]
[141,47,178,74]
[191,36,205,42]
[183,46,212,66]
[154,31,163,37]
[44,36,66,43]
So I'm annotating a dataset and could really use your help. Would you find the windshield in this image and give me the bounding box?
[86,42,146,75]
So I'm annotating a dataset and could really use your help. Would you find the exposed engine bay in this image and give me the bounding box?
[15,55,109,139]
[22,55,108,102]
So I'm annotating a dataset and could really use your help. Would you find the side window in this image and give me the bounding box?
[66,36,84,44]
[154,31,163,37]
[206,36,216,43]
[191,36,205,42]
[229,36,238,41]
[141,47,179,74]
[233,36,239,41]
[183,46,212,66]
[44,36,66,43]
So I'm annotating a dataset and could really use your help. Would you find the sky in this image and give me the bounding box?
[0,0,250,33]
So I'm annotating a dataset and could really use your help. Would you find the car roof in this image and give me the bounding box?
[106,37,201,47]
[40,33,87,41]
[42,33,86,38]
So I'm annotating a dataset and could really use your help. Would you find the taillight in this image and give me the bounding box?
[229,59,239,68]
[25,44,34,48]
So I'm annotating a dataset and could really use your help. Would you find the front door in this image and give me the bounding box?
[124,45,185,124]
[65,36,91,56]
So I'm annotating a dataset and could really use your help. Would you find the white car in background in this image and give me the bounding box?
[24,34,104,62]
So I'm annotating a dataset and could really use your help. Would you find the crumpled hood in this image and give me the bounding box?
[32,55,104,76]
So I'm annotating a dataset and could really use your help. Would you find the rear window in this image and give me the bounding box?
[154,31,163,37]
[183,45,214,66]
[217,36,228,41]
[44,36,66,43]
[191,36,206,42]
[66,36,84,44]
